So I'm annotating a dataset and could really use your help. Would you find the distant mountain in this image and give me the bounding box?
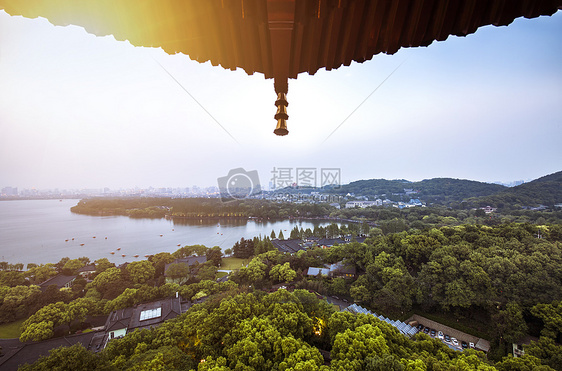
[465,171,562,209]
[335,177,506,205]
[331,171,562,209]
[411,178,506,204]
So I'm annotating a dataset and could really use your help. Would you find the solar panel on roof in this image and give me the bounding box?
[139,307,161,321]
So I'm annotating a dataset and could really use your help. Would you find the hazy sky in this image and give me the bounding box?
[1,10,561,190]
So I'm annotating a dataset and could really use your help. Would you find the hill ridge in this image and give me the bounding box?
[334,171,561,208]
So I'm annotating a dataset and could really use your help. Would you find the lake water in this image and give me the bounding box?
[0,199,335,266]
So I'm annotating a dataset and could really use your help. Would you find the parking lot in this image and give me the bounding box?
[407,314,490,353]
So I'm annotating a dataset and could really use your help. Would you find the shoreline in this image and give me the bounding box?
[70,210,366,225]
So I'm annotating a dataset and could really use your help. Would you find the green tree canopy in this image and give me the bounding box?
[166,263,190,285]
[90,267,122,295]
[269,262,296,283]
[531,301,562,339]
[94,258,115,274]
[126,260,156,284]
[62,259,85,275]
[174,244,208,258]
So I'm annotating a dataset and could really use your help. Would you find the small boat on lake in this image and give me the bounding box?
[80,243,85,246]
[110,251,115,255]
[116,247,121,251]
[133,254,139,257]
[122,254,126,257]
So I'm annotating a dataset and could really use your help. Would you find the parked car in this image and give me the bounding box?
[437,331,444,340]
[451,337,459,346]
[462,341,468,349]
[469,342,475,349]
[444,334,451,342]
[423,327,430,334]
[430,329,436,337]
[417,324,423,331]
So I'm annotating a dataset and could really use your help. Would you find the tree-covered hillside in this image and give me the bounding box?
[332,172,562,209]
[334,178,506,205]
[465,171,562,209]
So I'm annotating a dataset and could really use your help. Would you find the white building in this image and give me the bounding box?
[345,200,382,208]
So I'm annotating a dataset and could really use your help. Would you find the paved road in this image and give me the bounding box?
[325,296,351,310]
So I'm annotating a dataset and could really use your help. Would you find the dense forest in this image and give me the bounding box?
[1,221,561,370]
[20,290,547,371]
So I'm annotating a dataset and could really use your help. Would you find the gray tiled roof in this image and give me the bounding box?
[101,297,182,350]
[39,274,76,290]
[128,298,181,330]
[271,239,305,253]
[0,332,96,371]
[77,264,96,273]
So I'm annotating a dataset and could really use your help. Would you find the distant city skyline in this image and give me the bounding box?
[1,10,561,190]
[0,173,546,196]
[0,164,557,191]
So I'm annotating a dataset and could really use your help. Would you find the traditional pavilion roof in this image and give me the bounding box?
[2,0,560,79]
[2,0,559,134]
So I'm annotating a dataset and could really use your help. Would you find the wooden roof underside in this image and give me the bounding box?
[2,0,561,80]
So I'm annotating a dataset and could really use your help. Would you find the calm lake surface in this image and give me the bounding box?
[0,199,336,266]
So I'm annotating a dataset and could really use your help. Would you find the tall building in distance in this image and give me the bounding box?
[1,187,18,196]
